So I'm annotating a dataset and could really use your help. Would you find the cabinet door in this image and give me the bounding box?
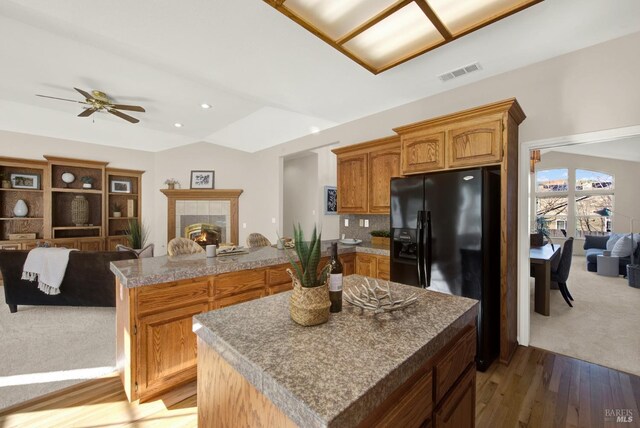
[214,288,266,309]
[401,132,445,174]
[137,302,209,399]
[356,254,377,278]
[337,153,368,214]
[78,238,104,251]
[340,254,355,276]
[51,239,79,249]
[368,147,401,213]
[108,236,129,251]
[434,366,475,428]
[0,243,22,250]
[448,119,502,168]
[376,255,390,280]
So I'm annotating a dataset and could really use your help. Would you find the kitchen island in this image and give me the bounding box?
[194,275,478,427]
[111,242,390,402]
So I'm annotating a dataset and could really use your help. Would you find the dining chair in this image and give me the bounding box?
[551,237,574,307]
[167,237,205,256]
[246,233,271,248]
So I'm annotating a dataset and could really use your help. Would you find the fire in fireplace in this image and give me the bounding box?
[185,223,222,248]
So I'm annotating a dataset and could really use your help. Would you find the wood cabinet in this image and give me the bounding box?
[368,145,401,213]
[336,153,368,214]
[333,136,400,214]
[401,132,445,174]
[354,253,389,280]
[0,156,144,251]
[434,366,476,428]
[340,253,355,276]
[448,119,502,168]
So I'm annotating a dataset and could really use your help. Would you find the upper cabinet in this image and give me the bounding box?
[333,136,400,215]
[394,100,524,176]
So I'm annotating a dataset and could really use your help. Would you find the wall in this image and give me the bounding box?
[534,150,640,254]
[283,153,318,237]
[152,142,260,253]
[0,130,156,244]
[339,215,390,242]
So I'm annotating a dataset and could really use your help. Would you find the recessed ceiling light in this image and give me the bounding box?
[201,103,212,109]
[174,123,183,128]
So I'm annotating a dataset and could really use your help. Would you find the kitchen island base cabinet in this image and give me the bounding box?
[197,320,477,428]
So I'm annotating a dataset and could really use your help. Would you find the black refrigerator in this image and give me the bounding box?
[390,167,501,371]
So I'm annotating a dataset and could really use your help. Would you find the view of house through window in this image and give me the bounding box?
[535,168,614,238]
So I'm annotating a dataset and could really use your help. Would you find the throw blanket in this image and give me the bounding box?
[21,247,77,295]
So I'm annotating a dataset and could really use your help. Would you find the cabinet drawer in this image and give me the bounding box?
[214,288,266,309]
[214,269,266,297]
[434,365,475,428]
[434,327,476,402]
[137,279,210,315]
[269,282,293,295]
[448,119,502,168]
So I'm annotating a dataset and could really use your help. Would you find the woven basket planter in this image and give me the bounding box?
[287,269,330,326]
[627,264,640,289]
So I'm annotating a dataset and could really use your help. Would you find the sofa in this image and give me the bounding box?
[0,250,136,313]
[584,235,640,275]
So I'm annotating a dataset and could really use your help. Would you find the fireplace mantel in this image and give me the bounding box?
[161,189,243,245]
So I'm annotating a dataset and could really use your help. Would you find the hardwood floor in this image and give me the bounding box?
[1,346,638,428]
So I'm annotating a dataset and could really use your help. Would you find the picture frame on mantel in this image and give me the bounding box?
[324,185,337,215]
[190,170,215,189]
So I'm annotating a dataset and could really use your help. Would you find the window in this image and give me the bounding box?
[535,168,615,239]
[575,170,614,237]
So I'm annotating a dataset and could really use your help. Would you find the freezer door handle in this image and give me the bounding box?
[426,211,432,288]
[416,210,426,288]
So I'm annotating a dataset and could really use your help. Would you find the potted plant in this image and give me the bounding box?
[80,176,94,189]
[0,172,10,189]
[113,202,123,218]
[370,230,391,247]
[126,219,149,250]
[285,224,331,326]
[164,178,179,190]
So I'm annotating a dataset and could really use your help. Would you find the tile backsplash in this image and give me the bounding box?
[339,215,390,242]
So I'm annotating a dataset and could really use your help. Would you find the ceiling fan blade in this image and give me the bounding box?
[74,87,93,100]
[78,108,97,117]
[36,94,87,104]
[110,104,145,112]
[108,108,139,124]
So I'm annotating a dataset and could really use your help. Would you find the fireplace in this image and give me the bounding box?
[185,223,222,248]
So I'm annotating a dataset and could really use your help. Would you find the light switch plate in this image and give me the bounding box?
[344,218,349,227]
[359,219,364,227]
[242,223,247,229]
[364,219,369,228]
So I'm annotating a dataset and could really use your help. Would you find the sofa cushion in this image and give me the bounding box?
[606,233,624,251]
[585,248,604,263]
[584,235,609,250]
[612,235,634,258]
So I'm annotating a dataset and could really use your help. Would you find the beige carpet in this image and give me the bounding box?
[0,299,116,411]
[530,256,640,376]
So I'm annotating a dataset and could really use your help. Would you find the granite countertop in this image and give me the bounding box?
[193,275,478,428]
[111,241,390,288]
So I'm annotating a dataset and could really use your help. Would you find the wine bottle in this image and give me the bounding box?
[329,242,343,313]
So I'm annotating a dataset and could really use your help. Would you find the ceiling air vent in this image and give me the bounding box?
[438,62,482,82]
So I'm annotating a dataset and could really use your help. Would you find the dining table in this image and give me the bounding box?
[530,243,561,316]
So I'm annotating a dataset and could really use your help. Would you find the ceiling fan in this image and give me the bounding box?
[36,87,145,123]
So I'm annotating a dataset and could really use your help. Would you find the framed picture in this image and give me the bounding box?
[111,180,131,193]
[324,186,337,215]
[11,173,40,190]
[190,170,215,189]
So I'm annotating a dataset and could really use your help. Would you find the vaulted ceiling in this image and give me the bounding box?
[1,0,639,153]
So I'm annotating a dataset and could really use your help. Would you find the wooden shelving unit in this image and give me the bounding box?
[106,168,144,251]
[0,156,144,251]
[0,157,47,247]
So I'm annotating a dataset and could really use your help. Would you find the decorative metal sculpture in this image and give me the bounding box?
[345,278,417,314]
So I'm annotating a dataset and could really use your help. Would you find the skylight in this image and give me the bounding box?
[264,0,543,74]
